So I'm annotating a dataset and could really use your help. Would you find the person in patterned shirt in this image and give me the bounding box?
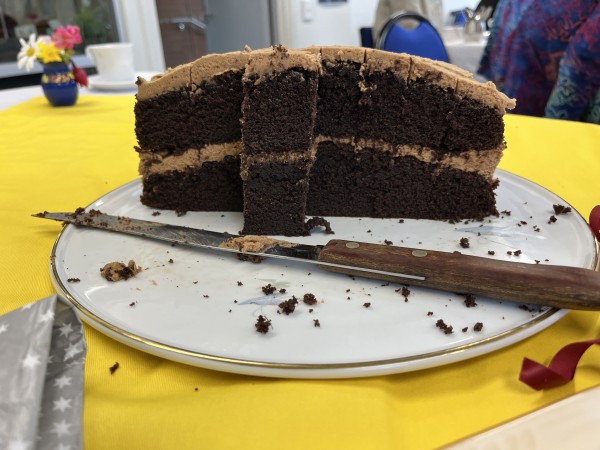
[478,0,600,123]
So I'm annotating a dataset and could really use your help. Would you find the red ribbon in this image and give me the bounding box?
[520,207,600,390]
[519,339,600,390]
[590,205,600,242]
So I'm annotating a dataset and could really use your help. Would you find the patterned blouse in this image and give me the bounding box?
[478,0,600,123]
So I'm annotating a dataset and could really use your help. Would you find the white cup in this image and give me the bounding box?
[85,42,135,82]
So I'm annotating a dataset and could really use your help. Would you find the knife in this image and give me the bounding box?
[34,210,600,310]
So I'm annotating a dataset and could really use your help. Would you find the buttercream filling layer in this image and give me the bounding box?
[139,137,503,179]
[138,142,243,177]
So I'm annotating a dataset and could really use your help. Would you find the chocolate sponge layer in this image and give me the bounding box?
[357,73,505,153]
[307,141,498,221]
[242,69,319,155]
[140,155,243,212]
[241,160,311,236]
[316,60,363,137]
[135,70,244,154]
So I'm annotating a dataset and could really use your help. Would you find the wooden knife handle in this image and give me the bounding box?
[318,239,600,310]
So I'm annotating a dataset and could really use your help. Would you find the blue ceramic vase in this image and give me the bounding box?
[41,62,78,107]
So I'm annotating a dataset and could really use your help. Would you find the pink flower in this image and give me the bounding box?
[51,25,82,50]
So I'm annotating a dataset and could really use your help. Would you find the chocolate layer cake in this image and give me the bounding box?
[240,46,320,235]
[135,51,249,212]
[135,46,515,235]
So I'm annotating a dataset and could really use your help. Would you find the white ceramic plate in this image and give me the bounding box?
[49,170,598,378]
[88,72,158,92]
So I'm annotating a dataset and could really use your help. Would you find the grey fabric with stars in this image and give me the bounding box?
[0,294,86,450]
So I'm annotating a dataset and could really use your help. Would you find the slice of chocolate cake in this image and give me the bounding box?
[135,50,250,212]
[134,46,515,235]
[240,46,321,236]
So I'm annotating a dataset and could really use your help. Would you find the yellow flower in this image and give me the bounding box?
[38,41,63,64]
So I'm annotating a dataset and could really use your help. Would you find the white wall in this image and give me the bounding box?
[274,0,361,48]
[349,0,379,36]
[115,0,165,72]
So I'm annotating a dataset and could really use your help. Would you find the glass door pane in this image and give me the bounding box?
[1,0,122,85]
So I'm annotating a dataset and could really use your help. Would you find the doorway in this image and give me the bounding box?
[155,0,207,68]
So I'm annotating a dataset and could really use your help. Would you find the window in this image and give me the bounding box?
[1,0,121,73]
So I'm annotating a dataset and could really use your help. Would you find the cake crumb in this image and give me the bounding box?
[109,362,120,374]
[313,319,321,327]
[278,296,298,315]
[487,250,495,255]
[464,294,477,308]
[255,315,272,334]
[237,281,243,286]
[100,260,141,281]
[67,278,80,283]
[436,319,454,334]
[396,286,410,302]
[473,322,484,332]
[384,239,393,246]
[460,237,470,248]
[305,216,334,234]
[303,293,317,305]
[553,204,572,215]
[519,304,536,312]
[363,302,371,308]
[548,215,557,224]
[261,283,277,295]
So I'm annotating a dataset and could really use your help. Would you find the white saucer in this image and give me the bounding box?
[88,72,158,92]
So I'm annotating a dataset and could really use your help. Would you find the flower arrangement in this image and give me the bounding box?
[17,24,88,87]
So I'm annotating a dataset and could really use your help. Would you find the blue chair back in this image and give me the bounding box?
[360,27,374,48]
[376,11,449,62]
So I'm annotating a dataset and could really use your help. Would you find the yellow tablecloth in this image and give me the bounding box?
[1,95,599,449]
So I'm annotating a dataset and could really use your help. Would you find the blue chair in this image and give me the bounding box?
[376,11,449,63]
[360,27,374,48]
